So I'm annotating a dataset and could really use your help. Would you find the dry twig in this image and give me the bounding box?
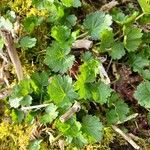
[21,104,50,111]
[60,101,81,123]
[100,0,119,12]
[112,125,140,150]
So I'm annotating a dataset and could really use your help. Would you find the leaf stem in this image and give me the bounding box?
[77,32,88,39]
[117,113,138,124]
[52,134,63,143]
[135,13,145,21]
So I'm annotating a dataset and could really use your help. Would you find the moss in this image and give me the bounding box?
[10,0,48,17]
[99,127,116,150]
[84,127,115,150]
[0,122,33,150]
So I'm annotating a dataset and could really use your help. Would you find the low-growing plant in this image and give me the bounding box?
[0,0,150,149]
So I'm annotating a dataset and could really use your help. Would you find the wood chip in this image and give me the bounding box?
[60,101,81,123]
[99,64,110,85]
[100,0,119,12]
[72,39,93,50]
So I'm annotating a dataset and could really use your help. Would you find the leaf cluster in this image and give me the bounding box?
[0,0,150,149]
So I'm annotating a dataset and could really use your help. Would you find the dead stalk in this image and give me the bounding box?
[0,29,23,81]
[21,104,50,111]
[60,101,81,123]
[112,125,140,150]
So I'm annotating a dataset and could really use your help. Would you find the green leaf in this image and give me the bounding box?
[16,109,25,123]
[20,36,37,49]
[6,10,16,22]
[106,100,129,124]
[129,54,149,73]
[115,100,130,122]
[47,4,64,22]
[129,52,150,80]
[100,29,114,52]
[64,14,77,27]
[134,81,150,108]
[75,82,93,100]
[48,75,78,108]
[142,32,150,43]
[81,52,94,62]
[71,133,87,149]
[106,109,118,124]
[138,0,150,13]
[9,97,23,108]
[0,16,13,31]
[73,0,81,7]
[61,0,73,7]
[45,103,57,114]
[109,42,125,60]
[25,112,35,124]
[112,10,126,25]
[142,69,150,80]
[123,26,143,52]
[20,95,32,106]
[139,14,150,24]
[61,0,81,7]
[32,0,54,9]
[28,140,42,150]
[51,26,71,43]
[56,118,81,137]
[107,92,121,106]
[44,41,75,73]
[40,103,58,124]
[123,12,139,25]
[40,114,53,124]
[112,10,138,25]
[77,59,99,83]
[23,16,43,33]
[75,59,100,99]
[92,82,112,104]
[83,11,112,40]
[147,112,150,125]
[11,79,32,98]
[11,109,25,123]
[81,115,103,142]
[31,72,49,92]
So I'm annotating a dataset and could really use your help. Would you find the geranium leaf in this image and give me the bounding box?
[83,11,112,40]
[134,81,150,108]
[81,115,103,142]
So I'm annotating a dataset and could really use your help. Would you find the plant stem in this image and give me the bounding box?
[77,32,88,39]
[135,13,145,21]
[117,113,138,124]
[52,134,63,143]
